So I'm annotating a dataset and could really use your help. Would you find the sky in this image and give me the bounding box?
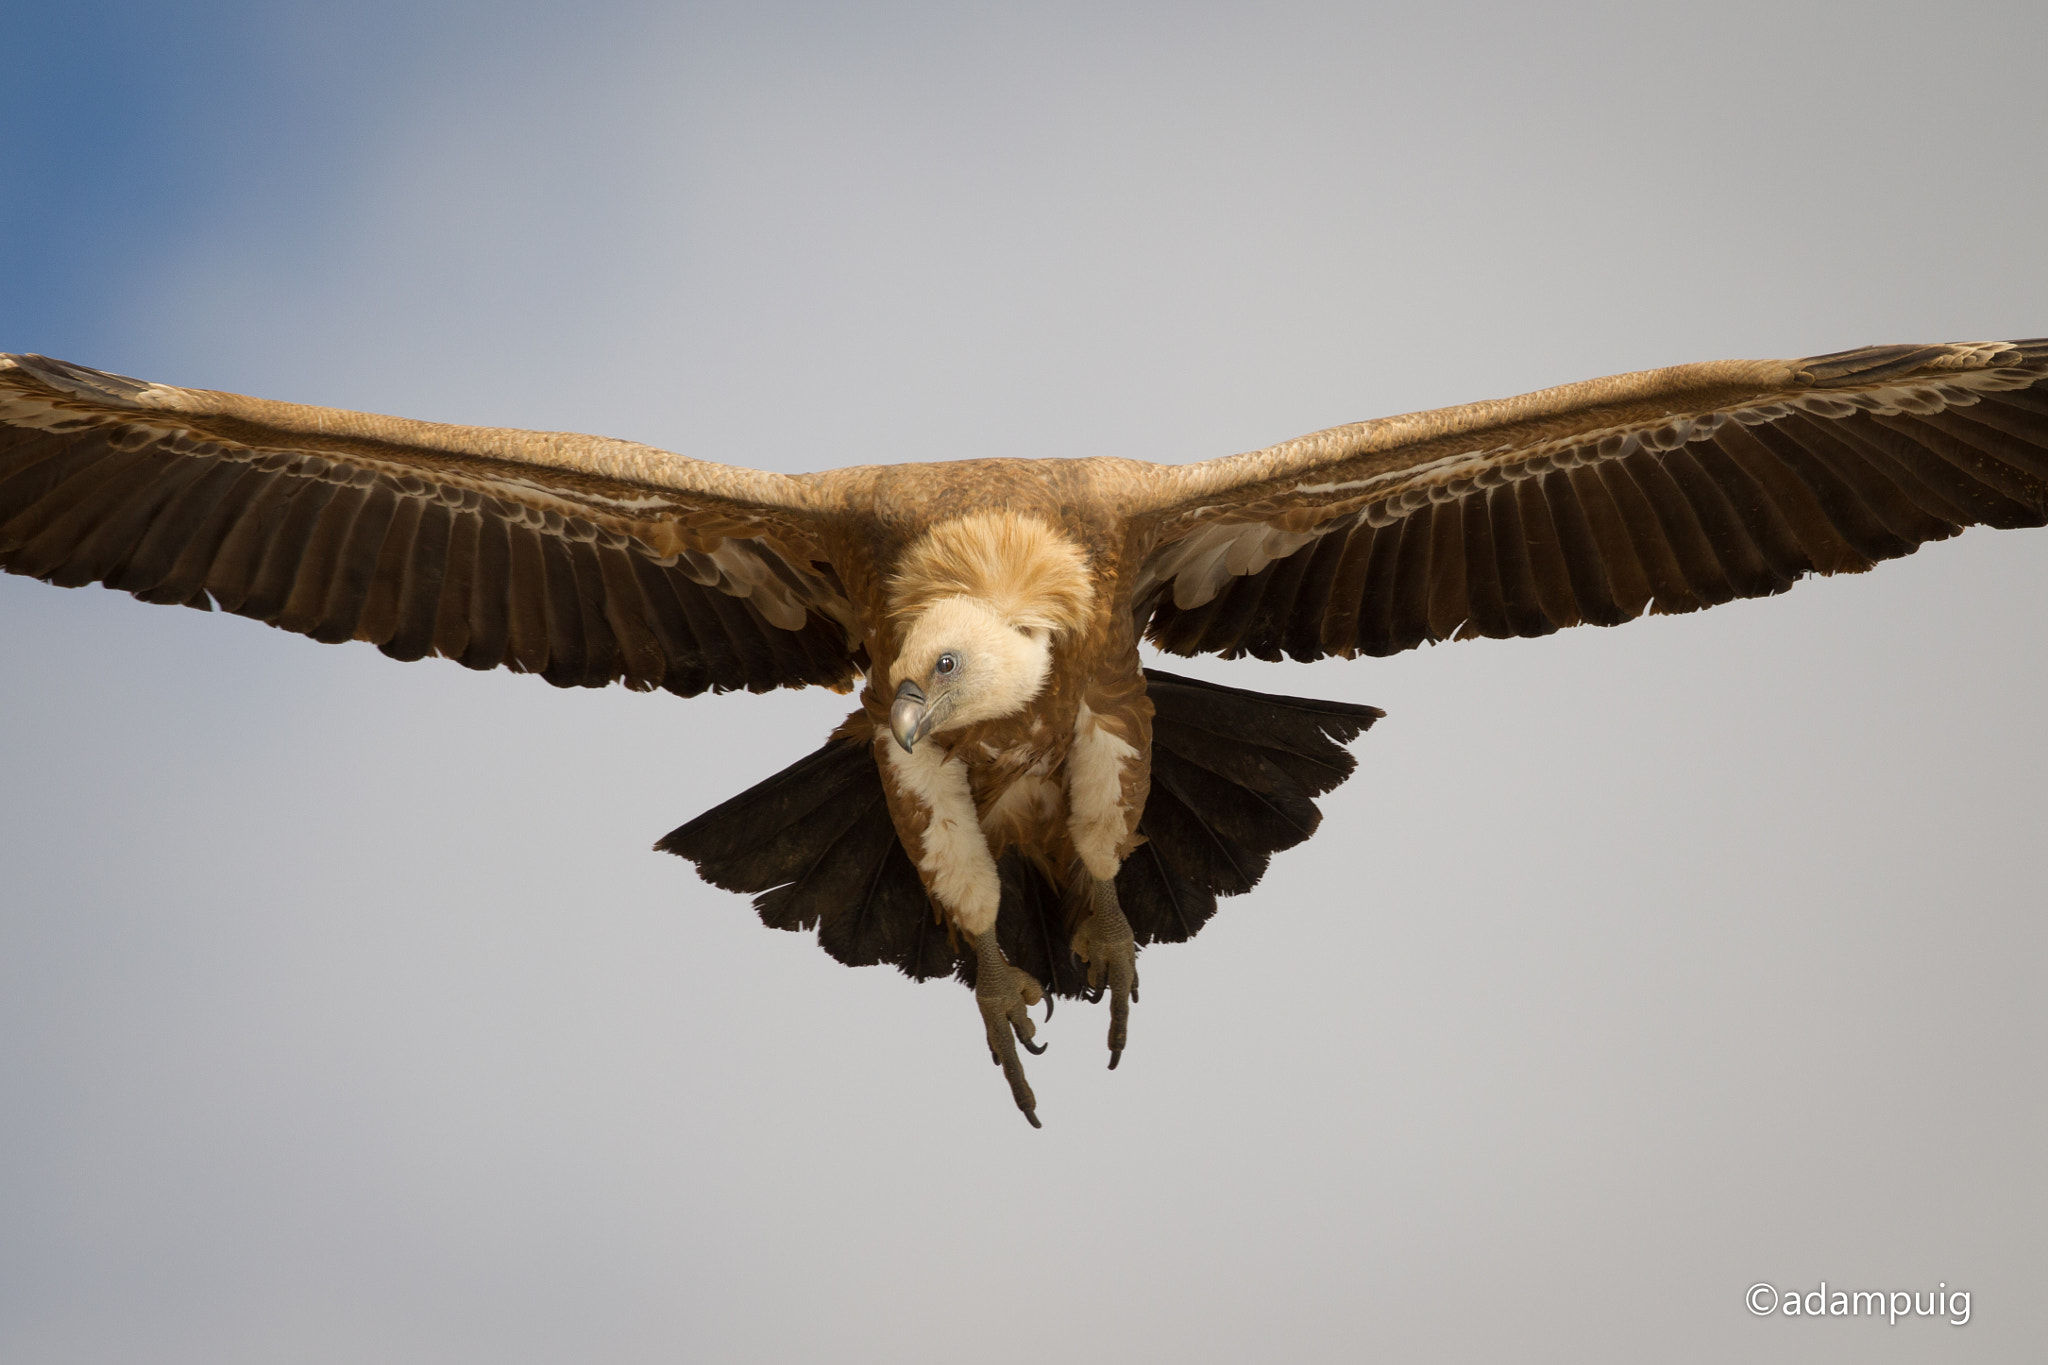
[3,2,2045,1360]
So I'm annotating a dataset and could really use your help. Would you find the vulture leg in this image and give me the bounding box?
[1074,875,1139,1069]
[973,930,1046,1128]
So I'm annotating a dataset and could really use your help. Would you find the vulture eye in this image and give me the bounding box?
[935,652,959,676]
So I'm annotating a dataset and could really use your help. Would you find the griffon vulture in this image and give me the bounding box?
[5,341,2046,1125]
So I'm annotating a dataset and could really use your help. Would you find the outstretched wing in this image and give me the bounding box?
[0,355,860,694]
[1131,340,2048,660]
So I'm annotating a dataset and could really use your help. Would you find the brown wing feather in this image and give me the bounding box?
[1138,340,2048,660]
[0,354,861,696]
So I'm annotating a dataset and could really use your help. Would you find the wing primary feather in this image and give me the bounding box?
[1457,493,1514,638]
[1594,461,1701,615]
[784,614,853,688]
[1148,579,1231,657]
[1706,421,1874,573]
[1926,397,2048,480]
[501,521,552,674]
[1537,472,1628,627]
[1562,465,1654,618]
[1199,552,1282,660]
[238,476,341,622]
[669,574,752,690]
[1317,520,1377,654]
[202,474,311,616]
[557,539,618,686]
[1485,482,1554,636]
[1281,527,1352,659]
[593,546,666,692]
[1659,447,1787,598]
[783,614,852,690]
[100,458,249,600]
[629,558,712,697]
[1614,451,1734,608]
[53,451,222,590]
[355,493,423,647]
[1352,515,1408,655]
[0,433,104,543]
[1513,477,1583,629]
[305,481,398,642]
[1385,505,1441,650]
[0,438,136,548]
[6,446,166,581]
[0,363,853,694]
[1129,350,2048,667]
[457,511,514,669]
[1682,439,1815,583]
[1425,497,1471,640]
[429,509,481,664]
[382,500,455,662]
[1819,416,1993,525]
[536,535,590,686]
[1772,416,1958,545]
[753,602,829,686]
[1734,420,1910,562]
[711,592,785,692]
[1868,411,2048,521]
[1242,534,1321,661]
[271,481,369,634]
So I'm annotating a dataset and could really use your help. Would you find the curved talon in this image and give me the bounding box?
[1079,876,1140,1070]
[1043,992,1055,1022]
[973,931,1045,1127]
[1020,1034,1047,1055]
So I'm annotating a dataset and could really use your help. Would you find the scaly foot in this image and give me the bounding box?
[973,931,1046,1127]
[1074,877,1139,1068]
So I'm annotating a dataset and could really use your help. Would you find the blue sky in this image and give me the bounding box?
[5,4,2047,1361]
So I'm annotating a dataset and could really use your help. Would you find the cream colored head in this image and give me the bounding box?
[885,513,1095,751]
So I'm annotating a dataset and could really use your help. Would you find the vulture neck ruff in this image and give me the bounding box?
[886,512,1095,639]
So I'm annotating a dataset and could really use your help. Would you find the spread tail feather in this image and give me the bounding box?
[1118,668,1382,948]
[656,668,1383,994]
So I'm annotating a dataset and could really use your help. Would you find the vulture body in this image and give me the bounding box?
[5,341,2047,1124]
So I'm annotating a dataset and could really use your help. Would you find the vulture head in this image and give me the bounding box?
[890,596,1054,750]
[885,511,1095,753]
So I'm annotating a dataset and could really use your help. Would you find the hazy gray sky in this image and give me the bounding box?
[4,3,2044,1361]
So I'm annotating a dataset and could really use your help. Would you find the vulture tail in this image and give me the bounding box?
[655,668,1382,994]
[654,730,962,983]
[1119,668,1383,948]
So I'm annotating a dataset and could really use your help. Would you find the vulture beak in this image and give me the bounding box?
[890,678,934,753]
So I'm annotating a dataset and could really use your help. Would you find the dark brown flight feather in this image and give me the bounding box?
[0,353,860,697]
[5,340,2045,1080]
[1137,339,2048,661]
